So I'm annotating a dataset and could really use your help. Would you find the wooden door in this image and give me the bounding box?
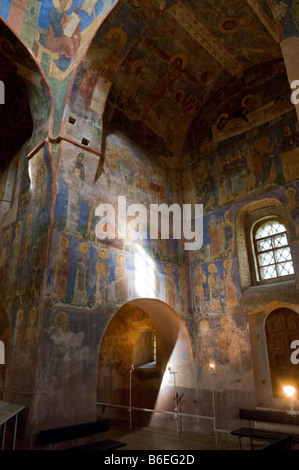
[266,308,299,397]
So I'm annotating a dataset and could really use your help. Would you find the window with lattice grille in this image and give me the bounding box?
[253,218,294,281]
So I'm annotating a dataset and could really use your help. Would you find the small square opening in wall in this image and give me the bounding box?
[133,329,157,368]
[68,116,76,125]
[81,137,90,146]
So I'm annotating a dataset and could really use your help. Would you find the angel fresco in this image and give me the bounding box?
[79,27,127,113]
[115,58,147,113]
[142,40,199,120]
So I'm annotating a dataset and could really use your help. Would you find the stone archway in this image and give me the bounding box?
[97,298,195,430]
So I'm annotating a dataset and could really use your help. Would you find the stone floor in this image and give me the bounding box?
[104,424,240,451]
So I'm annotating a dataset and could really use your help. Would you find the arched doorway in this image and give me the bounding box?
[266,308,299,397]
[0,306,10,400]
[97,299,195,430]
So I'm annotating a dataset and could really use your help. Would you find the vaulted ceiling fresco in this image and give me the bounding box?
[0,0,297,167]
[104,0,290,165]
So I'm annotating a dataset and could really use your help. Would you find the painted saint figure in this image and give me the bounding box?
[192,266,207,312]
[143,54,189,120]
[73,242,89,306]
[165,264,176,309]
[66,152,85,233]
[207,263,221,309]
[115,253,128,305]
[79,28,127,113]
[223,259,237,306]
[52,236,70,300]
[95,248,108,306]
[43,0,81,71]
[179,267,188,315]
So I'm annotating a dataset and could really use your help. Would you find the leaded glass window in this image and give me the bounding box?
[253,218,294,281]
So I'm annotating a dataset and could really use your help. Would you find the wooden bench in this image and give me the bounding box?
[39,419,126,450]
[231,408,299,450]
[256,434,293,451]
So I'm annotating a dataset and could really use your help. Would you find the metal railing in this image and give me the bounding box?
[96,363,232,444]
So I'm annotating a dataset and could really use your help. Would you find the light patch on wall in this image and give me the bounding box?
[134,244,156,298]
[0,340,4,364]
[28,159,34,190]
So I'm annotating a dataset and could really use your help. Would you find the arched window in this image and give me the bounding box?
[252,217,294,282]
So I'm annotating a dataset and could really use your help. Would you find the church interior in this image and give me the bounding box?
[0,0,299,451]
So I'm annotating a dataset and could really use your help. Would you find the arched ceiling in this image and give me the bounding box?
[0,0,296,168]
[64,0,294,168]
[103,0,290,166]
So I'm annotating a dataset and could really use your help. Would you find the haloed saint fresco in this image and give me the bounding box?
[1,0,119,80]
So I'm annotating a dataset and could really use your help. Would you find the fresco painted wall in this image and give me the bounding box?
[0,18,52,315]
[1,0,119,78]
[0,0,299,445]
[0,143,53,419]
[181,107,299,411]
[46,134,191,319]
[0,23,53,433]
[0,146,52,310]
[185,107,299,284]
